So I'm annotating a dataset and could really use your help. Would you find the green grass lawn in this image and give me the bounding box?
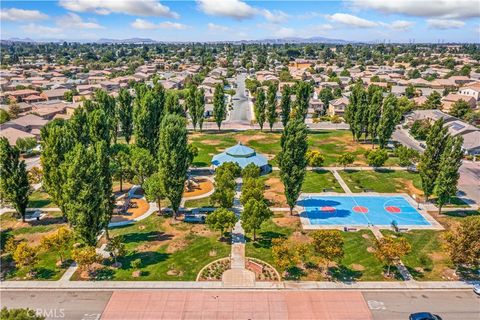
[183,196,214,208]
[334,231,386,281]
[189,130,398,167]
[339,169,422,194]
[1,212,72,281]
[98,215,230,281]
[302,170,344,193]
[28,190,55,208]
[382,230,455,281]
[245,215,386,281]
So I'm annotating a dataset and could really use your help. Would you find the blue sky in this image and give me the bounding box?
[1,1,479,42]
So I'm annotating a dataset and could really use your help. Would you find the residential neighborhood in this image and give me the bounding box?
[0,1,479,320]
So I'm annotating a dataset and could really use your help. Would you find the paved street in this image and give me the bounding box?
[229,73,251,123]
[364,290,480,320]
[1,289,478,319]
[459,161,480,205]
[0,290,112,320]
[392,127,424,152]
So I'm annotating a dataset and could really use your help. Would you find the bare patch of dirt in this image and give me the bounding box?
[201,140,223,146]
[396,178,424,199]
[166,239,189,253]
[367,246,375,253]
[351,264,365,271]
[264,176,287,207]
[236,134,267,144]
[273,213,301,229]
[362,233,370,239]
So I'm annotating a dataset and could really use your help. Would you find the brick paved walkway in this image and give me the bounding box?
[101,290,372,320]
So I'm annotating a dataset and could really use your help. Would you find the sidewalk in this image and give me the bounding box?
[1,280,477,290]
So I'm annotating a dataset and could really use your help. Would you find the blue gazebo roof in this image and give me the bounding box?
[211,143,268,168]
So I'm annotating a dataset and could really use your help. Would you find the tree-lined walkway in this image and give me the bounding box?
[221,177,256,287]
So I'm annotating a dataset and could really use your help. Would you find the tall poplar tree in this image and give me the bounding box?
[435,135,463,214]
[280,85,291,127]
[117,88,133,144]
[266,84,278,131]
[134,90,163,155]
[41,120,73,219]
[185,85,196,114]
[278,119,308,214]
[62,142,110,245]
[158,114,190,218]
[93,90,117,143]
[0,138,30,222]
[377,94,397,148]
[345,82,361,140]
[367,89,383,147]
[418,118,448,201]
[294,81,313,121]
[194,88,205,132]
[254,88,266,131]
[213,83,226,130]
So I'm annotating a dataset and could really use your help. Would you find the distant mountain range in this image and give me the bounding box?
[4,36,350,45]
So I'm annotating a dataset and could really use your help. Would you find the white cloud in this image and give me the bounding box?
[131,18,186,30]
[207,23,231,32]
[327,13,378,28]
[58,13,103,29]
[427,19,465,29]
[262,10,289,24]
[21,23,62,35]
[311,24,334,32]
[59,0,179,18]
[273,27,295,38]
[197,0,257,20]
[352,0,479,19]
[386,20,415,30]
[1,8,48,21]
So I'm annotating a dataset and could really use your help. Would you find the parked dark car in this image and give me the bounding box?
[409,312,442,320]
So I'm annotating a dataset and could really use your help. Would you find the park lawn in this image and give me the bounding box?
[245,213,386,281]
[0,211,72,281]
[339,169,423,196]
[189,129,394,167]
[302,170,344,193]
[98,215,230,281]
[382,230,456,281]
[183,196,214,208]
[334,231,386,281]
[28,190,55,208]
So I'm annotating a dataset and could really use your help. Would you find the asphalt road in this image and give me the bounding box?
[0,290,113,320]
[228,73,251,123]
[364,290,480,320]
[1,290,478,320]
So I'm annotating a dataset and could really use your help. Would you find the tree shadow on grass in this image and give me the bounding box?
[329,265,363,282]
[373,168,394,174]
[121,231,173,244]
[284,266,306,280]
[28,199,52,208]
[34,267,57,280]
[247,231,286,249]
[119,251,170,270]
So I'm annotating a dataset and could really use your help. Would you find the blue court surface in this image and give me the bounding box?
[299,195,431,227]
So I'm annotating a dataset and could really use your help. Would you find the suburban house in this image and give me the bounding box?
[327,97,349,116]
[406,109,480,155]
[459,82,480,101]
[441,93,476,113]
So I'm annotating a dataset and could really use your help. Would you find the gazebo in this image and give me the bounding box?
[211,143,270,173]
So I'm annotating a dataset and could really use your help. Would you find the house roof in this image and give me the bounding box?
[11,114,48,127]
[0,127,36,145]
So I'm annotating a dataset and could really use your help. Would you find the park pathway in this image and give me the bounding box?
[332,170,352,193]
[221,177,256,287]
